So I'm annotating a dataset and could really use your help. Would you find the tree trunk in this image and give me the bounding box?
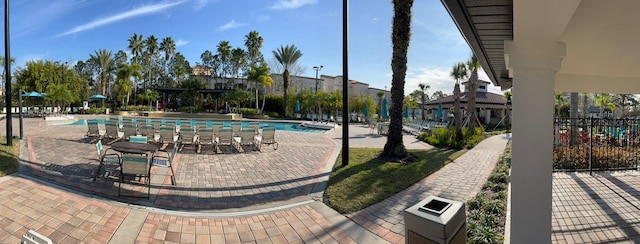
[570,92,579,145]
[421,93,426,121]
[255,85,259,110]
[454,83,463,142]
[382,0,414,158]
[282,70,289,117]
[467,71,477,132]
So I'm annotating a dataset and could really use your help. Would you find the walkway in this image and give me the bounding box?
[0,116,508,243]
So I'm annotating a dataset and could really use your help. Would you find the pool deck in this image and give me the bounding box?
[0,115,512,243]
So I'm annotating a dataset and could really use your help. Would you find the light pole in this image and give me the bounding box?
[313,65,323,93]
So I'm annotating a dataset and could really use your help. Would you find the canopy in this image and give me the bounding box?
[381,98,389,119]
[89,94,107,100]
[23,91,44,97]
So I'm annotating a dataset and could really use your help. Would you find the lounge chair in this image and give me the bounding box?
[122,122,137,140]
[237,128,258,152]
[230,122,242,137]
[152,142,178,185]
[139,124,156,143]
[85,120,101,138]
[104,121,121,143]
[129,135,148,144]
[216,128,236,153]
[378,123,390,136]
[179,125,198,152]
[259,126,278,150]
[248,122,260,135]
[93,140,121,181]
[118,153,152,199]
[197,127,215,153]
[159,125,176,145]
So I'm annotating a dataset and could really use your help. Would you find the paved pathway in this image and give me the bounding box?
[0,116,508,243]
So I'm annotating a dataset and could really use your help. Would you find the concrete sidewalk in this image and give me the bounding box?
[0,117,509,243]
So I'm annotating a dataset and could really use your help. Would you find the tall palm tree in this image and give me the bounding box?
[247,63,273,111]
[594,93,615,119]
[160,37,176,73]
[217,41,232,81]
[418,83,429,120]
[144,35,159,90]
[582,93,591,118]
[244,30,264,66]
[432,90,446,100]
[554,92,566,118]
[88,49,115,97]
[272,44,303,117]
[466,55,480,132]
[230,48,247,88]
[382,0,414,158]
[127,33,144,64]
[450,62,467,142]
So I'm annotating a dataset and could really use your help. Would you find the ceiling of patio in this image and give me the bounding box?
[442,0,640,94]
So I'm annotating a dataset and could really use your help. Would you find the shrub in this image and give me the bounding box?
[488,172,509,184]
[482,200,505,216]
[469,225,503,244]
[467,195,486,211]
[419,127,485,149]
[240,108,260,115]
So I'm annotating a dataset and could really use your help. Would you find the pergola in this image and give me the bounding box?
[441,0,640,242]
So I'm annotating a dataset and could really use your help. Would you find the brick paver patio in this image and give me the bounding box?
[0,115,511,243]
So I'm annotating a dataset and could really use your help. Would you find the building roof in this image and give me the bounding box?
[425,91,506,105]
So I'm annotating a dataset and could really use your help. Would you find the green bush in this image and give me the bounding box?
[240,108,260,115]
[469,225,503,244]
[488,172,509,184]
[419,127,485,149]
[482,200,505,216]
[467,195,486,211]
[177,106,203,113]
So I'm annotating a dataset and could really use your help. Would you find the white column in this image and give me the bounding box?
[505,41,565,244]
[485,109,491,125]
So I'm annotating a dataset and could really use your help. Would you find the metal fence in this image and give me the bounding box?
[553,118,640,173]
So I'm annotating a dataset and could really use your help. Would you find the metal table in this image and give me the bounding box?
[110,141,158,154]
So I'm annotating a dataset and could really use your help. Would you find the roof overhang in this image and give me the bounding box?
[441,0,513,90]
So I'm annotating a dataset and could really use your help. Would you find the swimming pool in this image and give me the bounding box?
[65,118,327,133]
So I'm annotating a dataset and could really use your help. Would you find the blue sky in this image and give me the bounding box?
[3,0,501,96]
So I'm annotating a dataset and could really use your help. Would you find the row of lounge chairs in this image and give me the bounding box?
[403,120,450,135]
[86,119,278,153]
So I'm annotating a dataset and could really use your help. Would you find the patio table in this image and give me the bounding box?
[110,141,158,154]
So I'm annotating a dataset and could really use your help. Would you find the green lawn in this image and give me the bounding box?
[0,137,19,177]
[324,148,466,214]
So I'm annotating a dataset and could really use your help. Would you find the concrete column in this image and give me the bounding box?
[485,109,491,125]
[505,40,565,244]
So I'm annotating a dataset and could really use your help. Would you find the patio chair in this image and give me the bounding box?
[93,140,121,181]
[179,125,198,152]
[216,128,236,153]
[152,142,178,185]
[238,128,258,152]
[260,126,278,150]
[230,122,242,137]
[159,125,176,145]
[197,127,215,153]
[104,121,122,143]
[85,120,101,138]
[212,125,223,137]
[248,122,260,135]
[129,135,148,144]
[118,153,152,199]
[378,123,390,136]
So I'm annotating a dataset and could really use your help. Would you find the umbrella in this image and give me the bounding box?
[89,94,107,100]
[23,91,44,97]
[381,98,389,119]
[363,103,369,117]
[295,100,301,113]
[404,104,409,118]
[436,102,443,119]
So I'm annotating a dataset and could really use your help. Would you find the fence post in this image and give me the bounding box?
[589,117,593,176]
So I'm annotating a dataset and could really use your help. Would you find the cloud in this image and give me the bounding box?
[55,1,187,37]
[218,20,245,31]
[15,0,90,37]
[175,39,189,47]
[193,0,209,11]
[404,66,503,96]
[256,15,271,22]
[270,0,318,10]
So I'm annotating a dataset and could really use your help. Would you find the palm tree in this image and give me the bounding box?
[230,48,247,87]
[554,92,566,118]
[116,63,143,106]
[582,93,591,118]
[418,83,429,120]
[432,90,446,100]
[450,62,467,142]
[244,31,264,66]
[127,33,144,64]
[247,63,273,112]
[217,41,232,81]
[376,91,385,119]
[0,56,16,95]
[382,0,414,158]
[594,93,615,119]
[89,49,115,97]
[466,55,480,132]
[144,35,159,91]
[160,37,176,73]
[272,44,303,117]
[405,95,418,120]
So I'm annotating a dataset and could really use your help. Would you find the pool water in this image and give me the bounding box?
[66,118,327,133]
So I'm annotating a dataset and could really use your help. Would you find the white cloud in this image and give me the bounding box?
[404,66,504,97]
[193,0,209,11]
[218,19,245,31]
[15,0,90,37]
[256,15,271,22]
[175,39,189,47]
[55,1,187,37]
[270,0,318,10]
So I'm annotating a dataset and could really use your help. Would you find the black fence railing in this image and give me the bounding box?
[553,118,640,173]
